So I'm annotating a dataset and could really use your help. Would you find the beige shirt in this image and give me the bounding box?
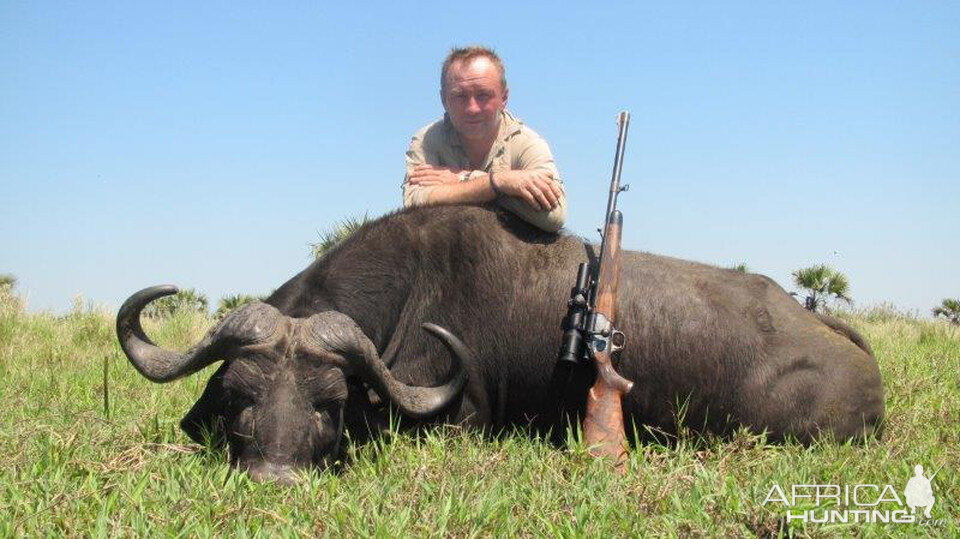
[402,110,567,233]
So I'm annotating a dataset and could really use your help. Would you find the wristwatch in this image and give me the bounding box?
[489,171,503,197]
[459,171,470,183]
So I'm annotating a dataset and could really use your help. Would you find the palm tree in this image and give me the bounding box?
[310,214,370,260]
[932,298,960,325]
[143,288,209,319]
[791,264,852,312]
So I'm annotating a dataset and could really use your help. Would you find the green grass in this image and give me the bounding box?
[1,293,958,537]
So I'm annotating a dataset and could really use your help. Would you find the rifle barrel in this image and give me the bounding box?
[596,111,630,287]
[603,111,630,223]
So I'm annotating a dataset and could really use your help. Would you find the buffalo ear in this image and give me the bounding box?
[180,364,229,448]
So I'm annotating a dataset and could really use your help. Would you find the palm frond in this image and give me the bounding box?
[792,264,853,311]
[826,272,851,303]
[143,288,209,319]
[311,214,371,260]
[792,264,830,292]
[214,293,265,320]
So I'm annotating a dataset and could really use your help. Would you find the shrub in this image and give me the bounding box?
[933,298,960,325]
[0,273,15,290]
[214,293,265,320]
[142,288,209,319]
[0,273,23,314]
[311,215,370,260]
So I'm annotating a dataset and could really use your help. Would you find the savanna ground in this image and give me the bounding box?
[0,290,957,538]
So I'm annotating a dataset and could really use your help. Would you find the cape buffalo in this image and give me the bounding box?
[117,206,884,483]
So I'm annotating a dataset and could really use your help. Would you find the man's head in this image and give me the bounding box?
[440,46,509,144]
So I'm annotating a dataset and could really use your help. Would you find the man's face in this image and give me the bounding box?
[441,57,508,143]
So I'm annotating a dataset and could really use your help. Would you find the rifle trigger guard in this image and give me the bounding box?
[586,313,626,356]
[610,330,626,355]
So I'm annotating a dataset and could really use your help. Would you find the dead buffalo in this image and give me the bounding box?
[117,206,884,483]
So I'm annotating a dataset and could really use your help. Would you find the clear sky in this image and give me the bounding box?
[2,2,957,315]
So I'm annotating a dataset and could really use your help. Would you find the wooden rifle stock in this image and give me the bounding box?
[582,211,634,465]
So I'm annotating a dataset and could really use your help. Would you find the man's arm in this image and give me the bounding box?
[493,132,567,232]
[403,129,501,208]
[420,172,498,205]
[403,124,567,232]
[495,175,567,232]
[409,166,562,214]
[402,130,437,208]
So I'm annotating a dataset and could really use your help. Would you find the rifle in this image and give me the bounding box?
[558,111,634,465]
[928,463,945,482]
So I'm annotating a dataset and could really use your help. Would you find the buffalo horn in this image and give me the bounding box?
[305,312,469,419]
[116,285,281,383]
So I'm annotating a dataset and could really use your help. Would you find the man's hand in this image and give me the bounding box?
[408,164,462,187]
[492,170,563,211]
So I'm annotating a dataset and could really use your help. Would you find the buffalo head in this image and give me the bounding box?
[116,285,468,484]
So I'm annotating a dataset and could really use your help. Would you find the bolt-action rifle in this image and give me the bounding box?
[558,111,634,465]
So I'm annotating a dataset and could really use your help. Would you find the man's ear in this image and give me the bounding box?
[439,87,448,111]
[501,86,509,109]
[180,363,229,447]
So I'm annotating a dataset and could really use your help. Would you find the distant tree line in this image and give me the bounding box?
[7,214,960,327]
[119,216,373,321]
[933,298,960,325]
[142,289,265,320]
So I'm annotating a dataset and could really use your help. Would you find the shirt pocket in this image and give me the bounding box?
[491,152,511,173]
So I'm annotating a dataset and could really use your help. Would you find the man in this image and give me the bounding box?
[904,464,937,519]
[402,46,567,233]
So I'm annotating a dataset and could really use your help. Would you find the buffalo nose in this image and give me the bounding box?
[246,462,300,485]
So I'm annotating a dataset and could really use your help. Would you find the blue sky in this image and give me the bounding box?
[2,2,957,315]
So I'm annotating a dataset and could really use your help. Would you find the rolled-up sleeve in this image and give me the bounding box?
[497,185,567,233]
[497,130,567,232]
[402,128,435,208]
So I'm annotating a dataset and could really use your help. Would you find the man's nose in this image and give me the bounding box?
[465,96,481,113]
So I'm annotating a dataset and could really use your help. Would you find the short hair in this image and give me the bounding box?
[440,46,507,94]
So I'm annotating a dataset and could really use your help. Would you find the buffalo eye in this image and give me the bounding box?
[311,401,338,426]
[312,410,327,434]
[229,402,256,441]
[312,402,345,465]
